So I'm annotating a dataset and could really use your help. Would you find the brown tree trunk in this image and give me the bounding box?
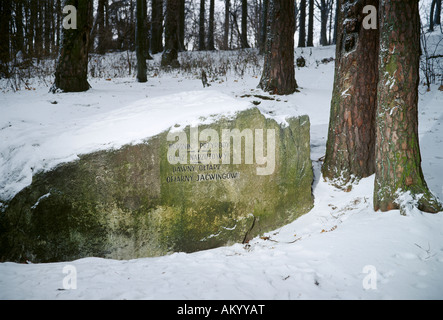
[207,0,215,50]
[241,0,250,48]
[258,0,298,95]
[374,0,442,213]
[151,0,163,54]
[199,0,206,51]
[298,0,306,47]
[307,0,314,47]
[161,0,180,68]
[136,0,147,82]
[51,0,93,93]
[322,0,379,188]
[223,0,230,50]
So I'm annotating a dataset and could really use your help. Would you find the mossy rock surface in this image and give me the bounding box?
[0,108,313,262]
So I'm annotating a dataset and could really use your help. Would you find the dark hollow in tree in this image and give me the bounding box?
[322,0,379,187]
[374,0,442,213]
[258,0,298,95]
[51,0,93,93]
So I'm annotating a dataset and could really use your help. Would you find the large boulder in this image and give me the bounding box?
[0,108,313,262]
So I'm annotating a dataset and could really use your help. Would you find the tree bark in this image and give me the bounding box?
[430,0,437,31]
[161,0,180,68]
[298,0,306,47]
[435,0,441,25]
[179,0,186,51]
[151,0,163,54]
[223,0,230,50]
[258,0,298,95]
[199,0,206,50]
[319,0,328,45]
[51,0,93,93]
[322,0,379,187]
[259,0,269,54]
[207,0,215,50]
[136,0,147,82]
[307,0,314,47]
[374,0,442,213]
[241,0,250,48]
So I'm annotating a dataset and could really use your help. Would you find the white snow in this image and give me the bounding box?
[1,43,443,300]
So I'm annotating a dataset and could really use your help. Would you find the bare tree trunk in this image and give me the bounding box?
[259,0,269,54]
[51,0,93,93]
[136,0,147,82]
[223,0,230,50]
[207,0,215,50]
[199,0,206,50]
[298,0,306,47]
[258,0,298,95]
[323,0,379,187]
[179,0,185,51]
[241,0,250,48]
[161,0,180,68]
[0,0,11,77]
[307,0,314,47]
[374,0,442,213]
[151,0,163,54]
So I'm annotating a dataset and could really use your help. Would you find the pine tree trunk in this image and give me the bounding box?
[319,0,328,46]
[258,0,298,95]
[307,0,314,47]
[178,0,185,51]
[199,0,206,51]
[51,0,93,93]
[298,0,306,47]
[374,0,442,213]
[136,0,147,82]
[259,0,269,54]
[161,0,180,68]
[241,0,250,48]
[207,0,215,50]
[223,0,230,50]
[151,0,163,54]
[322,0,379,187]
[0,0,11,77]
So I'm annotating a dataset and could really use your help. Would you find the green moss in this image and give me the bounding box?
[0,108,314,262]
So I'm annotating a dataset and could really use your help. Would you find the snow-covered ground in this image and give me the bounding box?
[1,43,443,300]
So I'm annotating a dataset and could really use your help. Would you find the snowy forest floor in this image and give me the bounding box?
[0,42,443,300]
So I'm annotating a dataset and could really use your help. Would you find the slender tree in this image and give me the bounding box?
[51,0,93,93]
[199,0,206,50]
[151,0,163,54]
[307,0,314,47]
[258,0,298,95]
[322,0,379,187]
[207,0,215,50]
[298,0,306,47]
[259,0,269,53]
[136,0,147,82]
[179,0,186,51]
[374,0,442,213]
[434,0,441,26]
[223,0,230,50]
[161,0,180,67]
[241,0,250,48]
